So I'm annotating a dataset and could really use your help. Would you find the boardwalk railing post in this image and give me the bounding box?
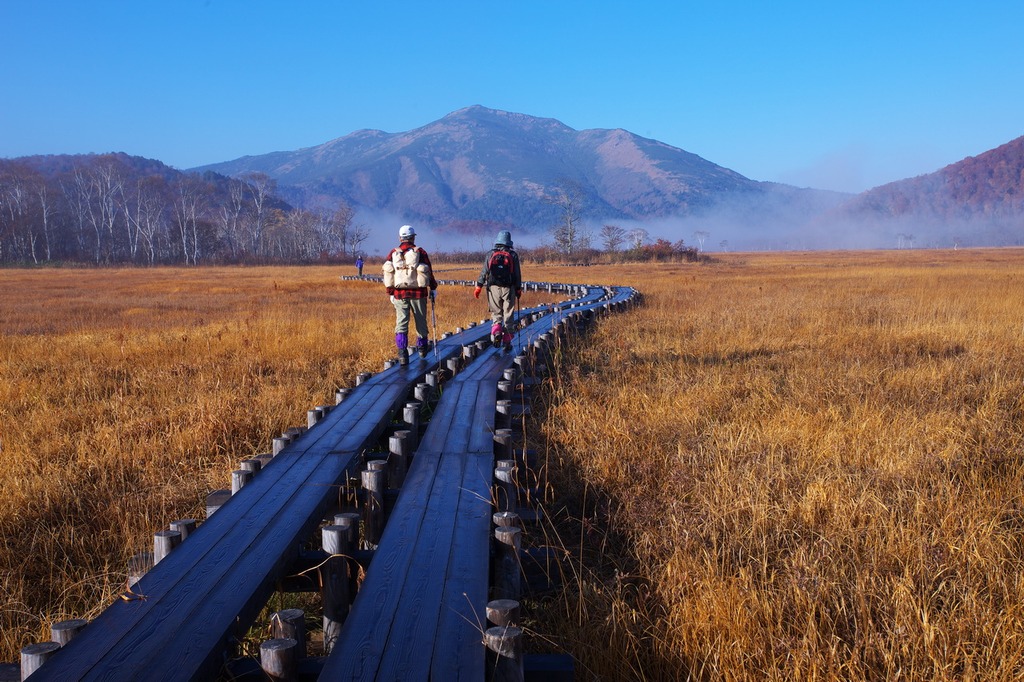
[485,626,525,682]
[205,489,231,518]
[50,618,88,646]
[21,641,60,680]
[127,551,153,588]
[260,638,298,681]
[494,526,522,600]
[333,512,362,597]
[321,525,352,653]
[388,430,411,488]
[240,458,262,475]
[403,401,421,450]
[361,468,385,548]
[270,608,306,658]
[495,461,517,513]
[496,399,513,430]
[170,518,196,543]
[272,435,290,456]
[486,599,521,628]
[153,529,182,565]
[231,469,252,495]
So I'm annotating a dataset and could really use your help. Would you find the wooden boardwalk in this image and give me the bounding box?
[22,280,638,682]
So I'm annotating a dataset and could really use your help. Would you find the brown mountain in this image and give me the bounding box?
[832,136,1024,247]
[193,106,841,240]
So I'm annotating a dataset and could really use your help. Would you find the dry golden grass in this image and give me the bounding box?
[5,253,1024,680]
[529,249,1024,681]
[0,263,521,661]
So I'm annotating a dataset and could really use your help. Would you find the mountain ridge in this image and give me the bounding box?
[192,105,821,241]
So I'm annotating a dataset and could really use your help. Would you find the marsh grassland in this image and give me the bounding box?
[0,264,494,660]
[531,250,1024,680]
[2,252,1023,681]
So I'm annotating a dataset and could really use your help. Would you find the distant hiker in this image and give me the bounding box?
[474,230,522,352]
[355,255,364,277]
[383,225,437,365]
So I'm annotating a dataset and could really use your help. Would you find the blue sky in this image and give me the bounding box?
[2,0,1022,193]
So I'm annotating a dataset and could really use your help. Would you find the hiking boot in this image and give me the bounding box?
[418,343,429,358]
[503,342,512,353]
[491,323,503,348]
[398,351,408,366]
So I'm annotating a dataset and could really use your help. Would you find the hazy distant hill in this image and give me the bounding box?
[830,136,1024,247]
[193,106,843,242]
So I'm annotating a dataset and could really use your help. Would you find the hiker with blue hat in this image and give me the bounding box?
[474,230,523,352]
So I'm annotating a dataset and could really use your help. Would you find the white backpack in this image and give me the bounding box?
[383,247,429,289]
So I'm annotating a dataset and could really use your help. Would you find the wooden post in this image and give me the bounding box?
[240,458,262,476]
[496,399,513,430]
[231,469,253,495]
[424,370,439,388]
[170,518,196,542]
[485,626,524,682]
[356,371,372,386]
[205,489,231,518]
[272,435,290,456]
[153,529,181,565]
[127,551,153,588]
[307,408,322,429]
[260,638,298,681]
[335,387,353,404]
[494,526,522,600]
[20,641,60,680]
[321,525,353,653]
[388,430,411,488]
[446,356,460,376]
[361,469,385,548]
[50,618,88,646]
[493,428,514,461]
[493,511,520,529]
[414,382,433,404]
[402,401,421,450]
[270,608,306,658]
[495,463,516,513]
[497,379,514,400]
[486,599,520,628]
[367,459,389,488]
[333,512,362,597]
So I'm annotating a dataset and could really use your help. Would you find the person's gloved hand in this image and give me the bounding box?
[515,289,523,300]
[473,286,482,299]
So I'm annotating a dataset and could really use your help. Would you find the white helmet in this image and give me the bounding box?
[399,224,416,240]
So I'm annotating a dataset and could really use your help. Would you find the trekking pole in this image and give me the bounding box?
[430,291,439,363]
[514,292,521,353]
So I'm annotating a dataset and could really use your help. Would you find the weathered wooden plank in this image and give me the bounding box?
[318,446,461,679]
[372,449,471,680]
[430,451,495,680]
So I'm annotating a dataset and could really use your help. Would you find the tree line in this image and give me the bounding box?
[0,154,368,266]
